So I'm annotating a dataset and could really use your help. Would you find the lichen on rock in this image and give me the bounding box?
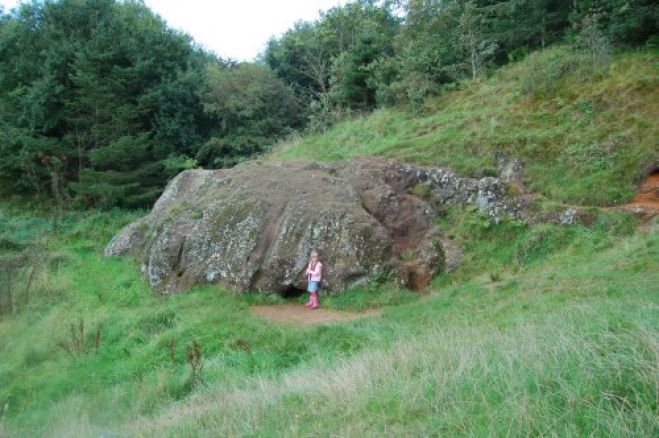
[105,158,521,294]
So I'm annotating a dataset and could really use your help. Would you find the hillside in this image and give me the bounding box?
[277,46,658,207]
[1,45,658,436]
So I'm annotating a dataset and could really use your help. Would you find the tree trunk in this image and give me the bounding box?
[24,264,37,308]
[7,270,12,315]
[541,14,546,50]
[0,267,13,316]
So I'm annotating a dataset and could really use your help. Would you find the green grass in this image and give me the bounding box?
[125,220,658,436]
[0,205,421,435]
[0,201,656,436]
[275,47,658,207]
[1,45,658,436]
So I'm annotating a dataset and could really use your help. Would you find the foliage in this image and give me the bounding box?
[569,0,659,45]
[484,0,571,53]
[575,13,612,69]
[0,1,303,207]
[366,0,653,108]
[2,0,656,208]
[0,1,655,434]
[456,1,499,80]
[519,48,580,96]
[198,63,303,167]
[383,0,572,106]
[0,0,214,207]
[264,0,400,128]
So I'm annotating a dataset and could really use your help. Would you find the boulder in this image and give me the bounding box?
[105,158,520,294]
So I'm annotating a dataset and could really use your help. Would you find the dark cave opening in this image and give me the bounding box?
[281,285,307,299]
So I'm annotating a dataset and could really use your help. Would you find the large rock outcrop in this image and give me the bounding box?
[105,158,521,294]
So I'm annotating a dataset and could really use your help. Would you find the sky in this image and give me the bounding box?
[0,0,347,61]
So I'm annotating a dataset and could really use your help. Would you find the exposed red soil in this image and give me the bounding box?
[250,303,376,326]
[614,171,658,221]
[630,172,659,209]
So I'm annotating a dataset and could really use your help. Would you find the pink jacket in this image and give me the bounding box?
[306,261,323,282]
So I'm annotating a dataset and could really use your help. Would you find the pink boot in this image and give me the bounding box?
[304,294,313,307]
[309,292,320,309]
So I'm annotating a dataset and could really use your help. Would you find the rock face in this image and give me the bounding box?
[105,158,520,294]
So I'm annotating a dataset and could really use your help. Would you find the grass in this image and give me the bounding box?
[0,205,423,435]
[125,300,657,437]
[0,200,656,436]
[274,46,659,207]
[132,214,654,436]
[1,45,658,436]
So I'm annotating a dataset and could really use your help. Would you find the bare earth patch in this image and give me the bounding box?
[250,303,376,326]
[613,170,658,221]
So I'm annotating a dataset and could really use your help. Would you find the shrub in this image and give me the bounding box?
[520,48,579,97]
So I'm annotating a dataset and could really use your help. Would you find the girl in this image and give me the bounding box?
[305,250,322,309]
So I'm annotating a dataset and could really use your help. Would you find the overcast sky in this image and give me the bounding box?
[0,0,347,61]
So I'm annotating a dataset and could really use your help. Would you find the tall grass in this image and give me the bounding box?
[0,201,656,436]
[0,205,419,435]
[124,301,657,437]
[119,225,658,436]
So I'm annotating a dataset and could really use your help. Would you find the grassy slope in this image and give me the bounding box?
[127,227,658,436]
[1,46,658,436]
[276,47,658,206]
[1,204,656,436]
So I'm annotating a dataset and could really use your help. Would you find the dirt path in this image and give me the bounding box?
[250,303,376,326]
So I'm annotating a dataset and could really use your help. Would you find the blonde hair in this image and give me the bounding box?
[310,250,319,259]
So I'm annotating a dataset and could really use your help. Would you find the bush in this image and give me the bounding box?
[575,14,611,70]
[520,48,580,97]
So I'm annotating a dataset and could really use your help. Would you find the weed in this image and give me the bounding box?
[186,340,203,385]
[139,311,176,334]
[165,339,177,364]
[56,318,98,355]
[489,272,502,282]
[408,182,431,199]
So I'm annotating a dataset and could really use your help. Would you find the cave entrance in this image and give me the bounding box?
[281,285,307,299]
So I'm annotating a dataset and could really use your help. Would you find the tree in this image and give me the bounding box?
[329,5,399,110]
[570,0,658,45]
[484,0,571,54]
[575,13,611,69]
[264,22,332,103]
[0,0,211,207]
[197,63,303,168]
[456,1,498,80]
[264,1,399,125]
